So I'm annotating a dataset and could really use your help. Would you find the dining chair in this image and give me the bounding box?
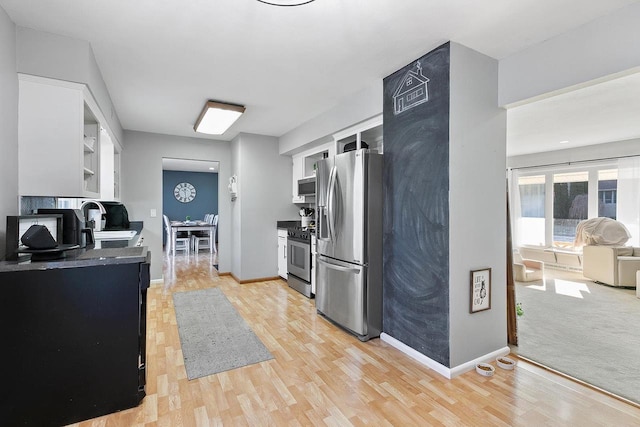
[163,214,190,256]
[211,214,218,253]
[192,213,217,253]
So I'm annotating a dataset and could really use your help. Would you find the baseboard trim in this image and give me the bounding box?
[227,273,279,284]
[150,278,164,286]
[380,333,510,379]
[449,346,512,378]
[239,275,281,284]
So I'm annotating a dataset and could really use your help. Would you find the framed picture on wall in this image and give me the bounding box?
[470,268,491,313]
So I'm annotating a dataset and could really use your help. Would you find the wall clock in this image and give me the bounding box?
[174,182,196,203]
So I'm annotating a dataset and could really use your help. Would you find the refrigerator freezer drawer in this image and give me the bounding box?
[316,255,367,337]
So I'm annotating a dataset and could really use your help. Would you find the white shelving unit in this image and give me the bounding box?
[332,115,383,156]
[83,113,100,195]
[18,74,121,199]
[290,115,383,204]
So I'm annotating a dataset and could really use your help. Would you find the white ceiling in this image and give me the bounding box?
[1,0,638,153]
[507,71,640,157]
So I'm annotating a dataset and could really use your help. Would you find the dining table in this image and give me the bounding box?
[170,220,216,255]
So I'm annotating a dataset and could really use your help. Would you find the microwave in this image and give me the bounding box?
[297,177,316,196]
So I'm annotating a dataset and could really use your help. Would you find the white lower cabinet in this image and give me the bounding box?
[277,229,287,279]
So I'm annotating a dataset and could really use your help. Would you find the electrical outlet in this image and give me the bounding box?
[150,209,157,217]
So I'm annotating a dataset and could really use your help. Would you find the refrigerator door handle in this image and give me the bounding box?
[327,165,337,242]
[317,257,361,273]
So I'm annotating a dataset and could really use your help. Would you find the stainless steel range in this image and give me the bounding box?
[287,226,314,298]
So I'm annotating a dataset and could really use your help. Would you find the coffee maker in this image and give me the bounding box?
[37,208,93,248]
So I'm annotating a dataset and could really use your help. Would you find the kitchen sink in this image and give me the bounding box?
[93,230,137,241]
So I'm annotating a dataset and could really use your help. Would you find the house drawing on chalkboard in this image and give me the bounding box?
[393,61,430,115]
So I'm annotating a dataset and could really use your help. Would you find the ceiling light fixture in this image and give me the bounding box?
[257,0,315,6]
[559,140,570,144]
[194,101,245,135]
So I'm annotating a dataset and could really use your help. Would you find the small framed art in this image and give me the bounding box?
[470,268,491,313]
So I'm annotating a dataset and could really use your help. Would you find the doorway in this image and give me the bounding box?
[506,72,640,405]
[162,158,220,265]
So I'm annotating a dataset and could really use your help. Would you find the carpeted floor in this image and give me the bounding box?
[515,269,640,403]
[173,287,273,380]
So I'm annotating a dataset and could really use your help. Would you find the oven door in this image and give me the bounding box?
[287,237,311,282]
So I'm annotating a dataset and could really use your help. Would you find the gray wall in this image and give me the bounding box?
[449,43,506,367]
[0,6,18,260]
[230,133,299,281]
[279,80,383,156]
[16,27,123,145]
[121,130,231,280]
[230,134,242,276]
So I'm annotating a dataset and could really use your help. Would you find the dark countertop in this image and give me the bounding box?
[277,220,302,229]
[0,221,147,272]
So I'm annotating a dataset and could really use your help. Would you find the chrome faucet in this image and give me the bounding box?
[80,200,106,230]
[80,200,106,214]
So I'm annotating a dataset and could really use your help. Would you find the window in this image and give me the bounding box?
[511,158,640,249]
[598,169,617,219]
[517,175,545,246]
[553,171,588,246]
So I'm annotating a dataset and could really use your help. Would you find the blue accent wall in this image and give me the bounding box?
[162,170,218,243]
[382,42,451,366]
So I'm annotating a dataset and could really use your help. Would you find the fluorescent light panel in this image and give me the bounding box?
[194,101,245,135]
[257,0,315,6]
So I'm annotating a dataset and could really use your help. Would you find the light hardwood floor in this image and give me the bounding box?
[69,253,640,426]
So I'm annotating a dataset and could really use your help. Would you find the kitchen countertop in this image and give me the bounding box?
[0,221,147,272]
[277,220,302,229]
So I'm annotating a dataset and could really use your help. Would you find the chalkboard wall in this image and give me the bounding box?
[382,42,451,366]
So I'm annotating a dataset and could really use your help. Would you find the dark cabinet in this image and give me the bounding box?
[0,254,150,426]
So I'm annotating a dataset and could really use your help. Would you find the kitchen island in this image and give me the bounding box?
[0,229,150,427]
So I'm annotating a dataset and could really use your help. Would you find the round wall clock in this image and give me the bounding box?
[174,182,196,203]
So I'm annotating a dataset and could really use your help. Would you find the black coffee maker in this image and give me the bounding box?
[37,208,94,248]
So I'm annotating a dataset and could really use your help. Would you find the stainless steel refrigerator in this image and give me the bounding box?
[315,148,383,341]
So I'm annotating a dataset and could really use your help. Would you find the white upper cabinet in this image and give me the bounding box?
[18,74,120,199]
[291,141,335,204]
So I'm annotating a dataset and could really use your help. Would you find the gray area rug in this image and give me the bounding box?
[515,270,640,403]
[173,288,273,380]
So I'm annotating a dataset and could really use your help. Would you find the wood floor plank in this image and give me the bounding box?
[65,252,640,427]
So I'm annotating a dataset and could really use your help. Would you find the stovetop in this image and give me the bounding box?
[287,226,315,241]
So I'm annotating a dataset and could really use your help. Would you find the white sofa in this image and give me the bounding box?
[582,245,640,288]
